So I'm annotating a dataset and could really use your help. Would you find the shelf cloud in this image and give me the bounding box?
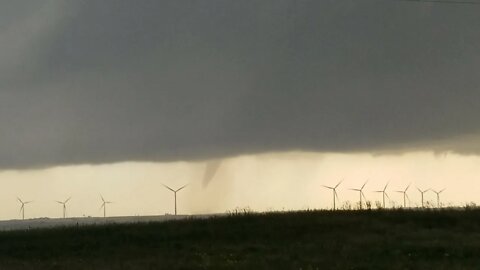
[1,0,479,169]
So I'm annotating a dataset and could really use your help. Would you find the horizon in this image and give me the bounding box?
[0,151,479,221]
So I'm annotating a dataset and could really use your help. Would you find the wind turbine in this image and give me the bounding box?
[17,197,32,220]
[322,180,343,210]
[396,183,411,208]
[100,195,113,218]
[374,182,390,208]
[417,187,430,208]
[431,188,446,208]
[56,197,71,218]
[162,183,188,215]
[350,180,368,210]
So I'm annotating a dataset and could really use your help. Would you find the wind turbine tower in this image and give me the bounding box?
[350,180,368,210]
[162,184,188,215]
[100,195,113,218]
[17,197,32,220]
[431,188,446,208]
[56,197,71,219]
[322,180,343,210]
[374,182,390,208]
[396,183,411,208]
[417,187,430,208]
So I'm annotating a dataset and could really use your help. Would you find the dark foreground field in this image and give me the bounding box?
[1,209,480,270]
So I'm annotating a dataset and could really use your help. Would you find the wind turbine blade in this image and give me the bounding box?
[335,180,343,189]
[361,192,367,202]
[99,203,105,211]
[373,191,383,193]
[334,191,340,201]
[395,191,404,193]
[176,184,188,192]
[361,180,368,190]
[405,193,410,201]
[17,197,23,204]
[64,197,71,204]
[405,183,411,192]
[350,189,361,191]
[100,195,105,202]
[439,188,446,193]
[56,201,63,204]
[384,182,389,191]
[416,187,422,193]
[385,192,390,200]
[162,183,175,192]
[322,185,333,189]
[25,201,33,204]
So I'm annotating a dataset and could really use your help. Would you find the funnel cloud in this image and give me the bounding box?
[1,0,479,169]
[202,160,222,187]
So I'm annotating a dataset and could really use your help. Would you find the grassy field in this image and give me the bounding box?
[1,209,480,269]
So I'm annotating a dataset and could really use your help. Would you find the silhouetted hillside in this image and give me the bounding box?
[1,209,479,269]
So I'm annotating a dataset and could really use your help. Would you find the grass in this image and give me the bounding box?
[1,209,480,269]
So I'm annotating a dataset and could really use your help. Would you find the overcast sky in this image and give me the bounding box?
[1,0,479,170]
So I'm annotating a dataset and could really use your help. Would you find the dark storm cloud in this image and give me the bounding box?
[1,0,480,169]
